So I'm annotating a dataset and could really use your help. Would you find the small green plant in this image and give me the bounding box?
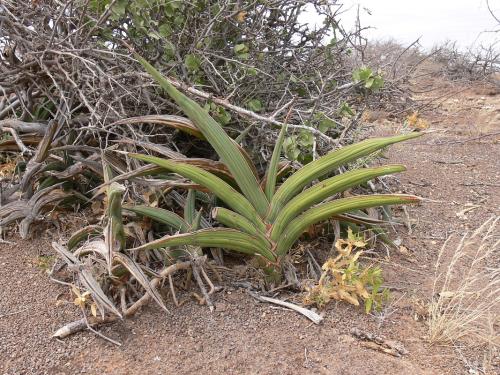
[304,228,389,313]
[353,67,384,91]
[282,129,314,163]
[204,102,232,126]
[128,54,421,277]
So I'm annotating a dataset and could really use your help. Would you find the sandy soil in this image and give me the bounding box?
[0,82,499,375]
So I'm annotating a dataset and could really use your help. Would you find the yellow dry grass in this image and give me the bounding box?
[428,216,499,370]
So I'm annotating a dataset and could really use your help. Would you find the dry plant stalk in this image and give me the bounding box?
[428,216,499,352]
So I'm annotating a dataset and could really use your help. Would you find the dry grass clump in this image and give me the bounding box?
[428,216,499,368]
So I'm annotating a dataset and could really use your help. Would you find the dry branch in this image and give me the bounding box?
[249,291,324,324]
[164,78,337,145]
[53,261,192,339]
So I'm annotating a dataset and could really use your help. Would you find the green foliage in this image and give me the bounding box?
[124,189,203,234]
[283,130,314,164]
[36,255,55,273]
[234,43,249,59]
[204,102,232,126]
[338,102,355,118]
[353,67,385,91]
[79,1,403,167]
[127,54,421,276]
[184,54,201,72]
[246,99,263,113]
[103,165,126,273]
[284,102,355,163]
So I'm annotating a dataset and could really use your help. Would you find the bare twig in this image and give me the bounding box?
[248,291,323,324]
[163,78,336,145]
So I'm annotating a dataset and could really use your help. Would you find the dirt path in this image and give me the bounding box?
[1,84,498,375]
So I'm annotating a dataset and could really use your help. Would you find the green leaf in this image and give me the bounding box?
[276,194,420,256]
[212,207,272,249]
[371,76,384,91]
[184,189,196,226]
[211,105,231,126]
[247,99,262,112]
[338,103,354,118]
[191,209,203,231]
[318,116,337,133]
[270,165,407,240]
[89,0,110,13]
[174,15,184,26]
[130,228,275,261]
[129,154,265,232]
[234,44,249,59]
[184,54,201,72]
[246,67,258,76]
[148,31,161,40]
[297,130,313,147]
[234,43,249,54]
[212,207,256,234]
[352,67,384,91]
[67,225,102,251]
[158,24,172,37]
[110,0,127,20]
[123,205,189,233]
[267,133,422,222]
[283,136,300,161]
[265,124,288,200]
[135,54,269,217]
[353,67,373,83]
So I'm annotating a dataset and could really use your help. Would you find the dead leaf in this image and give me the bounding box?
[398,245,410,255]
[72,286,91,308]
[235,11,247,23]
[90,303,97,317]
